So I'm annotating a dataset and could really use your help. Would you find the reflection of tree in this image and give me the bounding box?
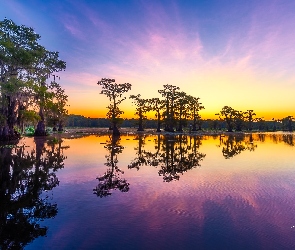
[128,135,206,182]
[0,137,67,249]
[257,133,266,142]
[93,136,130,198]
[158,135,206,182]
[282,134,294,146]
[219,134,257,159]
[127,134,147,170]
[269,133,294,147]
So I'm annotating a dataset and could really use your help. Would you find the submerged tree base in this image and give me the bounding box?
[34,121,48,136]
[112,126,120,136]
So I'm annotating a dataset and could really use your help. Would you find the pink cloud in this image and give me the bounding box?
[61,14,84,39]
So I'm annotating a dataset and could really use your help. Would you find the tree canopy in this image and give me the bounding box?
[97,78,131,136]
[0,18,68,140]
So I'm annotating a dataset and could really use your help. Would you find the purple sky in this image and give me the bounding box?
[1,0,295,119]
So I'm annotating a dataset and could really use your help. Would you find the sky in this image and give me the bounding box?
[1,0,295,120]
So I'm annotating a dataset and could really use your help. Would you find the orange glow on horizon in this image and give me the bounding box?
[69,107,295,121]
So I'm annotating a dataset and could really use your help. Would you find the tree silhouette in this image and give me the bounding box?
[175,92,190,132]
[0,137,67,249]
[129,94,150,131]
[244,110,256,131]
[97,78,131,136]
[158,85,179,132]
[272,118,279,131]
[188,96,204,131]
[234,110,244,131]
[281,116,294,131]
[93,135,130,197]
[256,117,266,131]
[217,106,236,132]
[148,98,165,132]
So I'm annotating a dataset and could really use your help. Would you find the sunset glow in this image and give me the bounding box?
[1,0,295,120]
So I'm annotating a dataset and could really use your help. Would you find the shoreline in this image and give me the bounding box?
[44,127,293,139]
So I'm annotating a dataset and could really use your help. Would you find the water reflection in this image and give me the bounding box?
[13,132,295,249]
[93,136,130,197]
[251,132,295,146]
[0,137,67,249]
[128,134,148,170]
[283,134,294,146]
[129,134,206,182]
[218,134,257,159]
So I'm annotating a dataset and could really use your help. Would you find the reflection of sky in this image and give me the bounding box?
[1,1,295,119]
[23,134,295,249]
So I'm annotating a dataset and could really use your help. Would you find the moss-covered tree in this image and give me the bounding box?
[0,18,66,139]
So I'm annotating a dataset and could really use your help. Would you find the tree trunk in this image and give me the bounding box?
[35,106,47,136]
[156,113,161,132]
[34,97,47,136]
[58,122,63,132]
[34,121,47,136]
[192,112,197,131]
[137,114,144,131]
[177,119,183,132]
[112,123,120,136]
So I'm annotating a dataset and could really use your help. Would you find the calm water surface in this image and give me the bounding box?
[1,132,295,249]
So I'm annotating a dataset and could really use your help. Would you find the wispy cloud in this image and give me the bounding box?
[5,0,292,118]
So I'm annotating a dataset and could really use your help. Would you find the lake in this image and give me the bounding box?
[1,132,295,249]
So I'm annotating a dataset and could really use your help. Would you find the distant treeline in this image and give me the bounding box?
[65,114,294,131]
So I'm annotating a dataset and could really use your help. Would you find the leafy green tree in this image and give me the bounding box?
[0,18,66,139]
[129,94,150,131]
[18,110,40,133]
[97,78,131,136]
[46,81,69,131]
